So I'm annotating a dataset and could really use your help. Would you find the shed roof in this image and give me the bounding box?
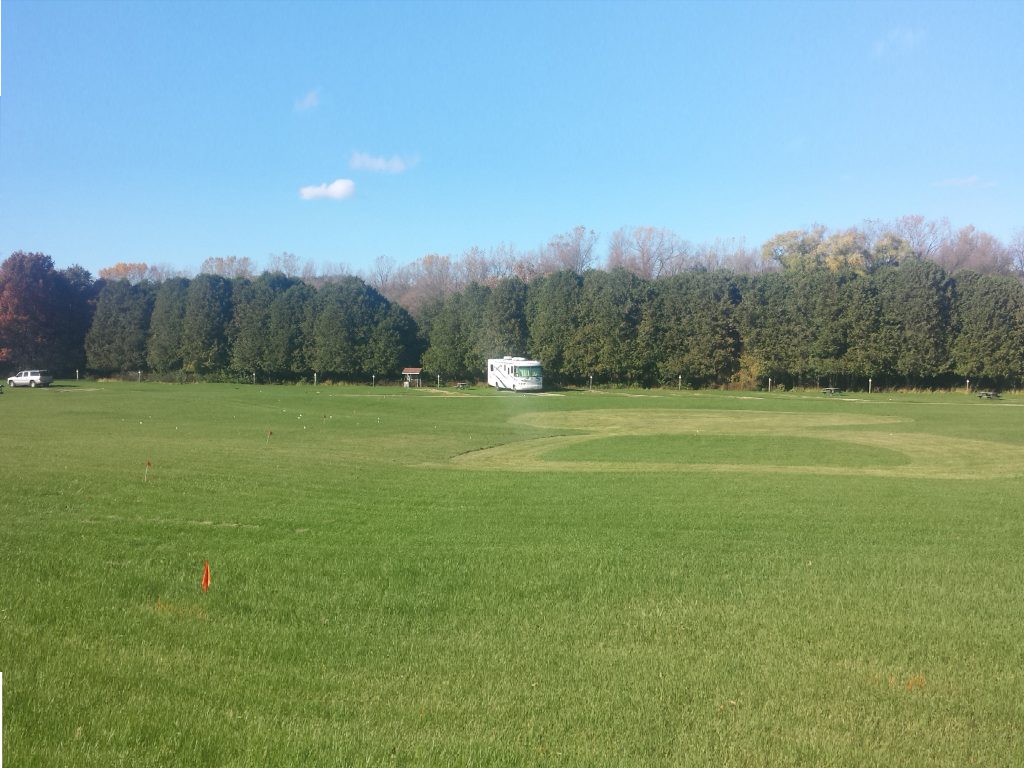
[401,367,423,375]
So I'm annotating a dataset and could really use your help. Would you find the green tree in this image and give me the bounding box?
[180,274,233,374]
[305,276,391,380]
[266,281,314,379]
[736,271,808,387]
[61,264,100,372]
[477,277,528,360]
[799,268,847,383]
[564,269,650,385]
[525,270,582,385]
[229,273,300,377]
[421,283,489,380]
[643,271,741,387]
[839,273,887,384]
[876,259,952,384]
[146,278,190,373]
[740,268,859,387]
[85,280,154,373]
[950,271,1024,387]
[364,304,419,378]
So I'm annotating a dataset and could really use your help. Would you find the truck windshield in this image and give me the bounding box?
[515,366,541,378]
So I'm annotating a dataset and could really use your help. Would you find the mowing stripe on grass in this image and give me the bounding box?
[450,409,1024,479]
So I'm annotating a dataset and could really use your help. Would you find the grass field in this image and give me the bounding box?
[2,381,1024,766]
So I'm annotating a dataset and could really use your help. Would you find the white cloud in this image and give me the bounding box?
[872,28,926,58]
[350,151,411,174]
[299,179,355,200]
[933,175,997,189]
[295,88,320,111]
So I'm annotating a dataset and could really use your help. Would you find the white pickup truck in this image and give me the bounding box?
[7,369,54,388]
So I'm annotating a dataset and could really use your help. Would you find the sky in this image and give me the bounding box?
[1,0,1022,278]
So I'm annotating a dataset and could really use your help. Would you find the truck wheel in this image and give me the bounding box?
[30,380,36,388]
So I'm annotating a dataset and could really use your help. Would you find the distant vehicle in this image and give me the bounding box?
[7,370,54,388]
[486,356,542,392]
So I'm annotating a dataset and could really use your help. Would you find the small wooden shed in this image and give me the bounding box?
[401,367,423,388]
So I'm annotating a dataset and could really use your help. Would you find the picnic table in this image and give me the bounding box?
[822,387,843,396]
[977,390,1000,399]
[455,382,470,390]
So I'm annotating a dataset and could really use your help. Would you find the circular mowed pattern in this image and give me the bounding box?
[542,433,911,468]
[452,409,1024,479]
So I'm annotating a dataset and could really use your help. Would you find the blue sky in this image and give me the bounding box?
[1,0,1022,278]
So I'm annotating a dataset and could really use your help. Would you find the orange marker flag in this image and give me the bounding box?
[201,560,211,593]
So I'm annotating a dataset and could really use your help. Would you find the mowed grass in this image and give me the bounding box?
[543,433,911,468]
[2,383,1024,766]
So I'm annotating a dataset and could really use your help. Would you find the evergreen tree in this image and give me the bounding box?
[85,280,154,372]
[839,273,887,385]
[230,273,300,377]
[421,283,489,380]
[800,268,847,383]
[877,259,952,384]
[180,274,233,374]
[525,270,582,384]
[61,264,100,372]
[364,304,419,378]
[146,278,190,372]
[305,276,387,379]
[564,269,650,384]
[266,281,314,378]
[951,271,1024,387]
[477,277,528,360]
[643,271,740,387]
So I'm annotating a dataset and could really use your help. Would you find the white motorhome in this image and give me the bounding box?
[487,356,543,392]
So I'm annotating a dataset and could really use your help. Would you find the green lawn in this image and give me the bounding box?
[2,382,1023,765]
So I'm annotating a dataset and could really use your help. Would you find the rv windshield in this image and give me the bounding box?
[515,366,541,378]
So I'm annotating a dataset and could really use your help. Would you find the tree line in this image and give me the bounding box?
[0,254,420,382]
[419,259,1024,390]
[86,272,421,381]
[3,217,1024,389]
